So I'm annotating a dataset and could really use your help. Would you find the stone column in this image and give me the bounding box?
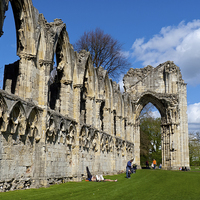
[38,60,52,108]
[95,99,103,130]
[133,122,140,168]
[14,54,37,101]
[103,108,111,133]
[130,124,134,143]
[121,118,125,140]
[116,116,122,138]
[33,59,52,186]
[179,83,189,168]
[72,85,82,180]
[73,84,82,122]
[59,81,73,117]
[86,97,94,126]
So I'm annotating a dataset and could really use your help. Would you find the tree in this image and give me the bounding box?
[189,132,200,166]
[140,116,162,166]
[73,28,131,79]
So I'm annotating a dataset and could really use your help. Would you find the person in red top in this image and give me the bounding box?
[153,159,157,169]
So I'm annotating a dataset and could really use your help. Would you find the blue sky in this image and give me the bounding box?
[1,0,200,132]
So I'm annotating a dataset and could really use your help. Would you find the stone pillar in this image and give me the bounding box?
[133,122,140,168]
[121,118,125,140]
[161,125,164,167]
[86,97,94,126]
[59,81,73,117]
[130,124,134,143]
[178,82,189,168]
[126,123,132,142]
[38,60,52,108]
[14,54,37,101]
[103,108,111,133]
[73,84,82,122]
[116,116,122,138]
[33,59,52,186]
[95,99,103,130]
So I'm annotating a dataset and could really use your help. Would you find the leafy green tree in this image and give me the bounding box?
[140,116,161,167]
[189,132,200,166]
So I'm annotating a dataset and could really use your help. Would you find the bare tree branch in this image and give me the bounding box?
[73,28,131,79]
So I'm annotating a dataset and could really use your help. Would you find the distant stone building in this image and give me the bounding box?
[0,0,189,192]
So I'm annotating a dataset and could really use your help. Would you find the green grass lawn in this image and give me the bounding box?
[1,168,200,200]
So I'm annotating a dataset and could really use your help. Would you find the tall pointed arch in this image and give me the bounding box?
[124,61,189,169]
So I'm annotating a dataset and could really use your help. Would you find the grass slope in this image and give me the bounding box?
[1,169,200,200]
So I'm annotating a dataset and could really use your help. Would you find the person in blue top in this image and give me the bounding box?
[126,158,134,178]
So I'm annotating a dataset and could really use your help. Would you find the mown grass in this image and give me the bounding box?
[0,168,200,200]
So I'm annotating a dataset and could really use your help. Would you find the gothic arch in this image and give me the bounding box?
[55,26,74,84]
[27,107,40,140]
[9,0,37,55]
[57,120,66,144]
[8,101,26,135]
[79,125,88,148]
[84,56,96,98]
[0,94,8,132]
[46,114,57,143]
[49,26,74,112]
[123,61,189,170]
[135,92,168,121]
[0,0,9,37]
[66,122,76,147]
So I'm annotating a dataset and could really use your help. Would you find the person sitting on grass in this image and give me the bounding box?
[159,163,162,169]
[92,175,117,182]
[86,166,117,182]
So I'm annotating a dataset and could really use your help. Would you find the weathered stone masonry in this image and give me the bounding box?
[0,0,189,191]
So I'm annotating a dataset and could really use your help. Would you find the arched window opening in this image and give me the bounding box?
[1,2,19,90]
[79,75,87,124]
[100,101,105,131]
[49,54,57,84]
[140,103,162,168]
[49,53,60,111]
[49,30,66,111]
[113,110,116,136]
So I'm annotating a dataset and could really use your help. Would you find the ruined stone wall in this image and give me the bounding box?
[0,0,189,192]
[123,61,190,169]
[0,0,9,37]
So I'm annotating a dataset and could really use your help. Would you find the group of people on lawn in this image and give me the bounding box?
[146,159,162,169]
[86,158,137,182]
[87,157,163,181]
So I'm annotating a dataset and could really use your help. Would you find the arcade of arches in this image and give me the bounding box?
[0,0,189,191]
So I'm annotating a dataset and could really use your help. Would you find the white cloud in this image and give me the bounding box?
[151,110,160,119]
[188,123,200,133]
[131,20,200,86]
[120,51,130,58]
[187,102,200,123]
[187,102,200,133]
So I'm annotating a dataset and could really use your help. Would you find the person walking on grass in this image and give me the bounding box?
[126,158,134,178]
[153,159,157,169]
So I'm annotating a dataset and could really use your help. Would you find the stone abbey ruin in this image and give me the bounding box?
[0,0,189,191]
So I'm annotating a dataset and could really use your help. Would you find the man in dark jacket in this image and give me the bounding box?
[126,158,134,178]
